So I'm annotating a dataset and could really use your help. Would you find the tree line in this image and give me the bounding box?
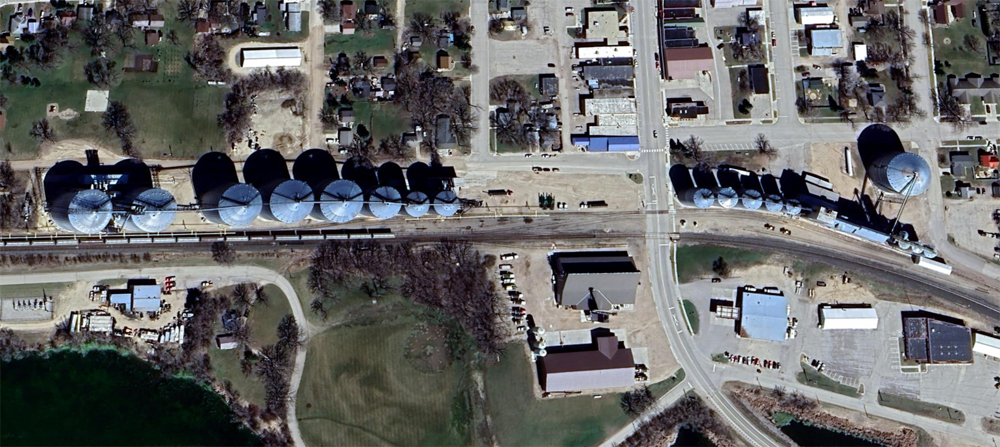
[618,394,736,447]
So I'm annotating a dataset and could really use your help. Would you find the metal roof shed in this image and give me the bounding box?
[973,333,1000,358]
[132,298,161,313]
[809,29,842,56]
[820,306,879,329]
[737,289,788,342]
[240,47,303,68]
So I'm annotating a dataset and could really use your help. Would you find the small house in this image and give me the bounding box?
[77,4,94,22]
[341,1,357,21]
[339,108,356,125]
[410,35,423,47]
[339,127,355,146]
[149,14,165,28]
[380,75,396,92]
[436,50,454,71]
[511,6,527,21]
[215,334,239,350]
[145,30,160,45]
[371,55,389,68]
[364,0,378,16]
[195,18,211,33]
[950,151,974,177]
[435,115,456,148]
[539,73,558,97]
[981,153,1000,169]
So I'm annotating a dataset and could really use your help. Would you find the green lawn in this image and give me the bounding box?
[352,100,412,142]
[209,347,267,407]
[0,282,74,299]
[296,314,471,446]
[674,244,771,283]
[932,4,995,78]
[795,362,861,398]
[647,368,686,397]
[681,300,700,334]
[406,0,470,18]
[728,67,751,119]
[0,4,228,159]
[246,284,293,347]
[485,347,685,447]
[877,391,966,425]
[325,31,397,58]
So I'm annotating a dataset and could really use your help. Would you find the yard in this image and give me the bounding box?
[296,313,472,446]
[932,2,994,78]
[0,4,228,159]
[405,0,470,19]
[352,100,413,142]
[728,67,752,119]
[876,391,966,425]
[682,300,700,334]
[795,362,862,398]
[0,282,74,299]
[324,31,397,58]
[674,244,772,283]
[484,347,684,447]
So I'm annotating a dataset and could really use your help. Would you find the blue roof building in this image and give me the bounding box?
[572,136,640,152]
[737,288,788,342]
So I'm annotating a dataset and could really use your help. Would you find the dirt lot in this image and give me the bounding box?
[460,171,643,214]
[485,240,678,384]
[943,197,1000,263]
[240,90,308,159]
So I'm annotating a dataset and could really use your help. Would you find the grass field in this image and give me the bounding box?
[296,314,471,446]
[674,244,771,283]
[246,284,293,347]
[485,348,685,447]
[728,67,751,119]
[209,348,267,407]
[796,362,861,398]
[877,391,966,424]
[352,100,412,142]
[325,31,397,58]
[682,300,699,334]
[932,3,994,78]
[0,282,74,299]
[0,5,228,159]
[406,0,470,18]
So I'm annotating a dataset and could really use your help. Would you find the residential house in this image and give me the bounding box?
[254,3,268,26]
[950,151,975,177]
[511,6,527,21]
[410,35,423,47]
[666,97,710,119]
[435,115,457,149]
[364,0,378,16]
[145,30,160,45]
[868,83,886,107]
[77,4,94,22]
[58,10,77,26]
[436,50,454,71]
[195,18,211,33]
[371,55,389,68]
[933,0,966,25]
[215,334,239,350]
[981,153,999,169]
[496,0,509,11]
[339,108,355,126]
[948,74,1000,104]
[339,127,354,146]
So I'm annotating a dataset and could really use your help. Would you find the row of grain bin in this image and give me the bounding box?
[669,164,802,215]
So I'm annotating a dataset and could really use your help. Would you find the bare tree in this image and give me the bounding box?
[754,133,776,159]
[318,0,340,21]
[309,297,328,321]
[102,101,139,157]
[29,119,55,142]
[211,241,237,265]
[177,0,202,22]
[84,57,120,87]
[408,12,437,41]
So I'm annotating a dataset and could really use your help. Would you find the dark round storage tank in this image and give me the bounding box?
[293,148,338,189]
[376,162,408,193]
[192,152,239,201]
[44,160,86,205]
[406,161,432,193]
[858,124,931,196]
[341,157,378,192]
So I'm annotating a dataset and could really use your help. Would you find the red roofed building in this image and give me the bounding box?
[537,332,636,393]
[981,153,999,169]
[662,46,714,80]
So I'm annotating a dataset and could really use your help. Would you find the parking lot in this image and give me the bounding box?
[681,261,1000,426]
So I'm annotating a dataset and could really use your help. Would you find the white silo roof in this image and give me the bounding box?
[318,180,363,223]
[433,190,459,216]
[717,187,738,208]
[405,191,430,217]
[127,188,177,233]
[267,179,313,223]
[68,189,113,233]
[218,183,262,227]
[742,189,763,210]
[367,186,402,220]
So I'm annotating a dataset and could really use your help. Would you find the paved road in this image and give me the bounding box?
[0,265,313,447]
[468,0,492,160]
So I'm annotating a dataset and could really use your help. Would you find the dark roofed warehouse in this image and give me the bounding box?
[902,312,972,364]
[551,251,640,313]
[538,332,635,392]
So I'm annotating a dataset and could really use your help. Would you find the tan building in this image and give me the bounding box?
[584,8,625,44]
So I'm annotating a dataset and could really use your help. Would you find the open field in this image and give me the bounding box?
[247,284,293,347]
[876,392,966,425]
[296,314,470,446]
[796,362,862,398]
[485,346,685,447]
[675,244,771,283]
[209,348,267,407]
[325,32,397,58]
[0,4,227,159]
[405,0,470,18]
[0,282,74,299]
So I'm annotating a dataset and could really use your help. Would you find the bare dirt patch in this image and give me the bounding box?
[460,171,642,214]
[404,323,451,373]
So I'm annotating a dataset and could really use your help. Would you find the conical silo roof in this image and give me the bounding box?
[433,190,459,216]
[315,179,364,223]
[785,199,802,215]
[55,189,112,233]
[265,179,313,223]
[217,183,262,227]
[741,189,762,210]
[405,190,430,217]
[367,185,402,220]
[764,194,784,213]
[126,188,177,232]
[693,189,714,208]
[717,187,738,208]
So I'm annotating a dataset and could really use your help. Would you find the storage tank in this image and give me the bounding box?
[50,189,113,234]
[717,187,739,208]
[124,188,177,233]
[313,179,364,223]
[264,179,313,223]
[341,157,378,192]
[202,183,262,227]
[692,189,714,208]
[785,199,802,216]
[366,185,402,220]
[896,238,912,251]
[764,194,784,213]
[741,189,763,210]
[405,190,430,217]
[192,152,239,202]
[432,190,460,216]
[858,124,931,196]
[377,162,408,193]
[922,245,938,259]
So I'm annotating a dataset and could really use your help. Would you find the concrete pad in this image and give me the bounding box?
[85,90,110,112]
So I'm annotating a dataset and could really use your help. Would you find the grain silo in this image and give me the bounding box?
[679,188,714,208]
[124,188,177,233]
[858,124,930,196]
[192,152,239,202]
[785,199,803,216]
[366,186,402,219]
[377,162,408,193]
[405,190,431,217]
[202,183,262,227]
[764,194,784,213]
[244,149,313,223]
[293,149,338,189]
[50,189,113,234]
[406,161,432,192]
[432,190,460,216]
[741,189,763,210]
[341,157,378,192]
[717,187,739,209]
[313,179,364,223]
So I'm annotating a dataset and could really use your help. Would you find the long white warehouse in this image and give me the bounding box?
[819,306,878,330]
[973,333,1000,358]
[240,47,302,68]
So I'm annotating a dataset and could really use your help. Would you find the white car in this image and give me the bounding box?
[499,264,513,270]
[500,253,519,260]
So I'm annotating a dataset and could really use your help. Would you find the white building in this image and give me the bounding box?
[240,47,303,68]
[799,7,835,25]
[854,43,868,61]
[809,28,842,56]
[973,333,1000,358]
[576,45,633,60]
[819,306,878,329]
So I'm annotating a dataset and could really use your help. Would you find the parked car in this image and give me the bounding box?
[501,253,519,260]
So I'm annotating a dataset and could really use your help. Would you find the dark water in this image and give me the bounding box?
[1,349,260,446]
[780,420,881,447]
[672,426,715,446]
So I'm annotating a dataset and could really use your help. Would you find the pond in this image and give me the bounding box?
[672,426,715,446]
[780,420,881,447]
[1,349,260,446]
